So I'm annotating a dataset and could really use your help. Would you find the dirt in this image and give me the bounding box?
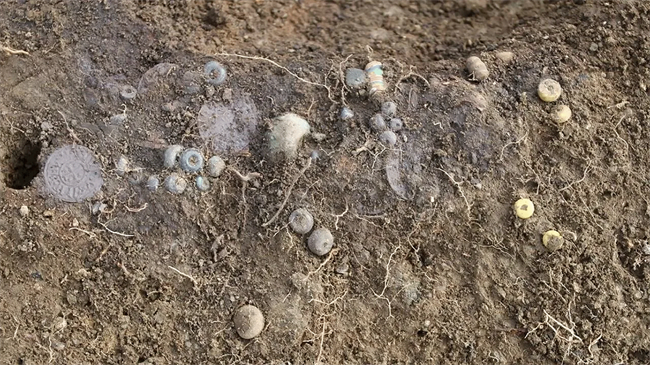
[1,0,650,364]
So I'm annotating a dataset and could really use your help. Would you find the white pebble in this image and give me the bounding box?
[19,205,29,217]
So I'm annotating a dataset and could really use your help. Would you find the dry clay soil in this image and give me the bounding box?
[2,1,650,364]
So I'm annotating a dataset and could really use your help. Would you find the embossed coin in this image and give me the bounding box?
[44,145,103,202]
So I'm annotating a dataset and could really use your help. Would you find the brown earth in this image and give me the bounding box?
[1,0,650,364]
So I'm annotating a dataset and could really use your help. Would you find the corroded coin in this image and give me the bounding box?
[44,145,103,202]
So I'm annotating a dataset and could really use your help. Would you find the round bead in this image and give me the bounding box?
[538,79,562,102]
[289,208,314,234]
[233,305,264,339]
[308,228,334,256]
[514,198,534,219]
[179,148,204,173]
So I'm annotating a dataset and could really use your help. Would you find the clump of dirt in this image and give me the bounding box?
[1,1,650,364]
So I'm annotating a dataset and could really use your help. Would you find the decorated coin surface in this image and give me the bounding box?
[44,145,103,202]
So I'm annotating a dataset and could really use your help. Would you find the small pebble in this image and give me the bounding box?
[370,114,386,132]
[204,61,227,86]
[389,118,403,131]
[164,145,184,169]
[552,104,572,124]
[233,305,265,339]
[345,68,367,89]
[339,107,354,120]
[379,130,397,146]
[311,132,326,142]
[19,205,29,217]
[196,176,210,191]
[538,79,562,102]
[542,230,564,252]
[120,85,137,100]
[207,156,226,177]
[115,156,129,176]
[514,198,534,219]
[165,173,187,194]
[466,56,489,81]
[146,176,160,192]
[179,148,205,173]
[289,208,314,234]
[381,102,397,117]
[43,210,54,217]
[308,228,334,256]
[495,51,515,63]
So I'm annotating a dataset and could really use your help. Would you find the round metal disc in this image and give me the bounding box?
[44,145,103,202]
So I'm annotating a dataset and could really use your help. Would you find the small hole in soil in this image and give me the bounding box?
[3,140,41,189]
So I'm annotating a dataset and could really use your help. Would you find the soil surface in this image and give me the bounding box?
[1,1,650,364]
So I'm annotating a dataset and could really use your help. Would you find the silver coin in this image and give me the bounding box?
[44,145,103,202]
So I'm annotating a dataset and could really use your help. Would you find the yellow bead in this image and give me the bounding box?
[514,198,534,219]
[542,230,564,251]
[538,79,562,102]
[552,104,572,124]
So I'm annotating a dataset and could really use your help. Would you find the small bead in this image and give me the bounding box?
[370,114,386,132]
[179,148,205,173]
[196,176,210,191]
[389,118,403,131]
[146,176,159,192]
[289,208,314,234]
[379,130,397,146]
[207,156,226,177]
[120,85,137,100]
[514,198,534,219]
[538,79,562,102]
[233,305,265,339]
[204,61,227,86]
[165,173,187,194]
[308,228,334,256]
[164,145,184,169]
[381,102,397,117]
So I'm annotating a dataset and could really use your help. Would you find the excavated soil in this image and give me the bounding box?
[1,1,650,364]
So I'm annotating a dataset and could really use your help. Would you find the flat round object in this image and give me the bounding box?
[44,145,103,202]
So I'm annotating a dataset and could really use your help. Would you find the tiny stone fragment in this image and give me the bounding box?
[19,205,29,217]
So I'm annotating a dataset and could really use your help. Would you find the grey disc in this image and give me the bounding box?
[44,145,103,202]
